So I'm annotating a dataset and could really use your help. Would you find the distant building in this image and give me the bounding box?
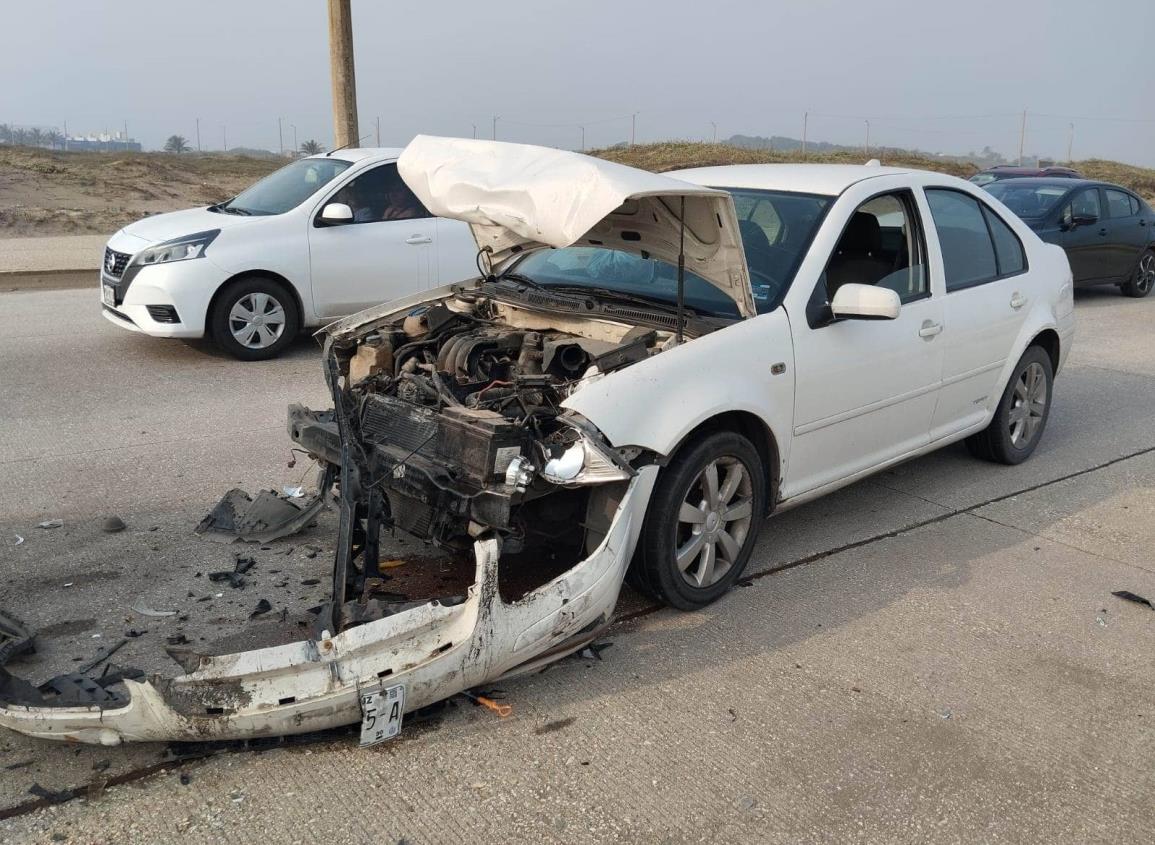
[64,131,141,152]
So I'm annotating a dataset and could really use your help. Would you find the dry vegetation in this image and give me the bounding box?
[2,142,1154,237]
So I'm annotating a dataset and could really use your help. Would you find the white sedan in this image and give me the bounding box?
[99,148,477,359]
[1,138,1074,744]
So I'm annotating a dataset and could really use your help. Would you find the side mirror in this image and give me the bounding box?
[830,283,901,321]
[1070,212,1098,228]
[319,202,354,224]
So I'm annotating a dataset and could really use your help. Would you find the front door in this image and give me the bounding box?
[787,190,943,496]
[308,163,436,318]
[1059,187,1111,285]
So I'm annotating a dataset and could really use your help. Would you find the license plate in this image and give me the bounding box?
[101,284,116,308]
[359,683,405,747]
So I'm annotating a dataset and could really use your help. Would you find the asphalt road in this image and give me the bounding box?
[1,286,1153,844]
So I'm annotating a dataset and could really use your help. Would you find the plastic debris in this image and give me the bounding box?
[12,535,23,547]
[131,605,177,618]
[1112,590,1154,610]
[249,599,273,619]
[37,519,63,529]
[283,486,305,498]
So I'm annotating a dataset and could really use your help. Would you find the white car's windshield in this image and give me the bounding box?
[505,188,831,317]
[216,157,353,216]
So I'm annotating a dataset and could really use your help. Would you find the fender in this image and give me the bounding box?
[563,308,795,471]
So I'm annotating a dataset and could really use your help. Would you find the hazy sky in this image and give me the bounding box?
[4,0,1154,165]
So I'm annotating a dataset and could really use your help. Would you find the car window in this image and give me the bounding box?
[984,182,1068,217]
[1129,195,1142,216]
[1067,187,1101,221]
[821,191,928,304]
[925,189,998,291]
[220,157,351,216]
[982,206,1026,276]
[1105,189,1135,219]
[328,163,432,224]
[969,173,997,186]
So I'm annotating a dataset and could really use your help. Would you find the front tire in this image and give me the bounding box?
[634,431,767,610]
[1121,250,1154,298]
[209,276,301,361]
[965,345,1053,465]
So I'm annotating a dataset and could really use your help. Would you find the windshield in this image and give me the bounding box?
[985,182,1070,218]
[216,157,352,216]
[504,188,830,317]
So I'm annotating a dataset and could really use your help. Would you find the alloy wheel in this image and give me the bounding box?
[674,456,754,588]
[1136,254,1154,294]
[1009,361,1048,448]
[229,292,287,350]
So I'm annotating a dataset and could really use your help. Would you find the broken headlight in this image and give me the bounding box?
[133,229,220,267]
[539,425,632,487]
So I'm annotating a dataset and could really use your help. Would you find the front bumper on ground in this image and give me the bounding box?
[0,468,657,745]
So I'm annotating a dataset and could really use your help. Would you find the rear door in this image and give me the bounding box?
[924,188,1032,439]
[1102,188,1149,280]
[308,163,435,318]
[1058,187,1112,285]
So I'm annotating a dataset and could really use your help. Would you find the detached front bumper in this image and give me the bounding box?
[0,468,656,745]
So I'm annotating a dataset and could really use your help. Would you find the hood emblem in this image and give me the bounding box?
[105,251,117,274]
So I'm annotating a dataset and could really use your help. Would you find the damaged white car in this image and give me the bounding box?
[0,137,1074,745]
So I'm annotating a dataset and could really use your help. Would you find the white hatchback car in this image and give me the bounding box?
[99,148,477,359]
[2,139,1076,745]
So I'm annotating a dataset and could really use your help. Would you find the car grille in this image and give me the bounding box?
[104,248,130,278]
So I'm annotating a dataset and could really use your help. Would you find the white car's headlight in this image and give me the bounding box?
[540,426,632,487]
[134,229,220,267]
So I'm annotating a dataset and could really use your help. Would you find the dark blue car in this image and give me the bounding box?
[984,178,1154,298]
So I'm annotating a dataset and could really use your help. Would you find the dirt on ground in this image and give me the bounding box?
[3,142,1155,237]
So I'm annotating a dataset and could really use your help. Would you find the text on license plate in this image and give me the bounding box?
[101,285,116,307]
[359,683,405,747]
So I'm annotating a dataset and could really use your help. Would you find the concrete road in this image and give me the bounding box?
[1,286,1153,843]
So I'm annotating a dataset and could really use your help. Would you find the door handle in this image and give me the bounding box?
[405,234,432,245]
[1010,292,1027,310]
[918,320,943,338]
[1097,227,1108,236]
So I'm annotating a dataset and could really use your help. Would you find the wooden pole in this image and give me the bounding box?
[328,0,359,148]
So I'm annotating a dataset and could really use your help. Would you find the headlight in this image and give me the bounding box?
[133,229,220,267]
[540,426,632,487]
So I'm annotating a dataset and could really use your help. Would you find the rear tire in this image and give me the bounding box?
[634,431,767,610]
[209,276,301,361]
[964,345,1053,465]
[1121,250,1154,298]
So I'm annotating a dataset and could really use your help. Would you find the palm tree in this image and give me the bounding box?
[299,139,324,155]
[44,129,63,150]
[28,127,44,148]
[164,134,190,154]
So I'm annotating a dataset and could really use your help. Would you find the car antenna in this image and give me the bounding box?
[676,195,686,345]
[325,133,374,156]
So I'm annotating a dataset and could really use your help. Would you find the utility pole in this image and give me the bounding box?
[291,123,298,154]
[710,121,717,143]
[375,116,380,146]
[580,125,585,151]
[196,117,201,152]
[327,0,359,148]
[1067,122,1075,163]
[222,126,227,151]
[802,111,808,158]
[123,119,128,141]
[492,115,499,140]
[864,119,870,156]
[1018,108,1027,166]
[631,113,637,146]
[278,117,283,155]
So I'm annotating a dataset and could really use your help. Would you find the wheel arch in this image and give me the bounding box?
[205,270,307,340]
[663,410,781,514]
[1030,327,1061,374]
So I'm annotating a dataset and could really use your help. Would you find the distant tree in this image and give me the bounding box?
[299,139,324,155]
[11,128,29,146]
[28,127,44,147]
[0,124,10,144]
[44,129,63,150]
[164,134,190,154]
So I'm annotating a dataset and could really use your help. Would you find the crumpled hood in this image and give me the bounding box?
[121,206,256,246]
[397,135,755,318]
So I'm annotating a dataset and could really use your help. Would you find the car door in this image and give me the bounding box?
[1058,186,1111,285]
[787,189,944,495]
[432,217,481,286]
[308,163,435,318]
[924,187,1033,439]
[1102,188,1149,280]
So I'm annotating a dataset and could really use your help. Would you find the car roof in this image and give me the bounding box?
[667,163,918,196]
[306,147,404,164]
[989,177,1126,192]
